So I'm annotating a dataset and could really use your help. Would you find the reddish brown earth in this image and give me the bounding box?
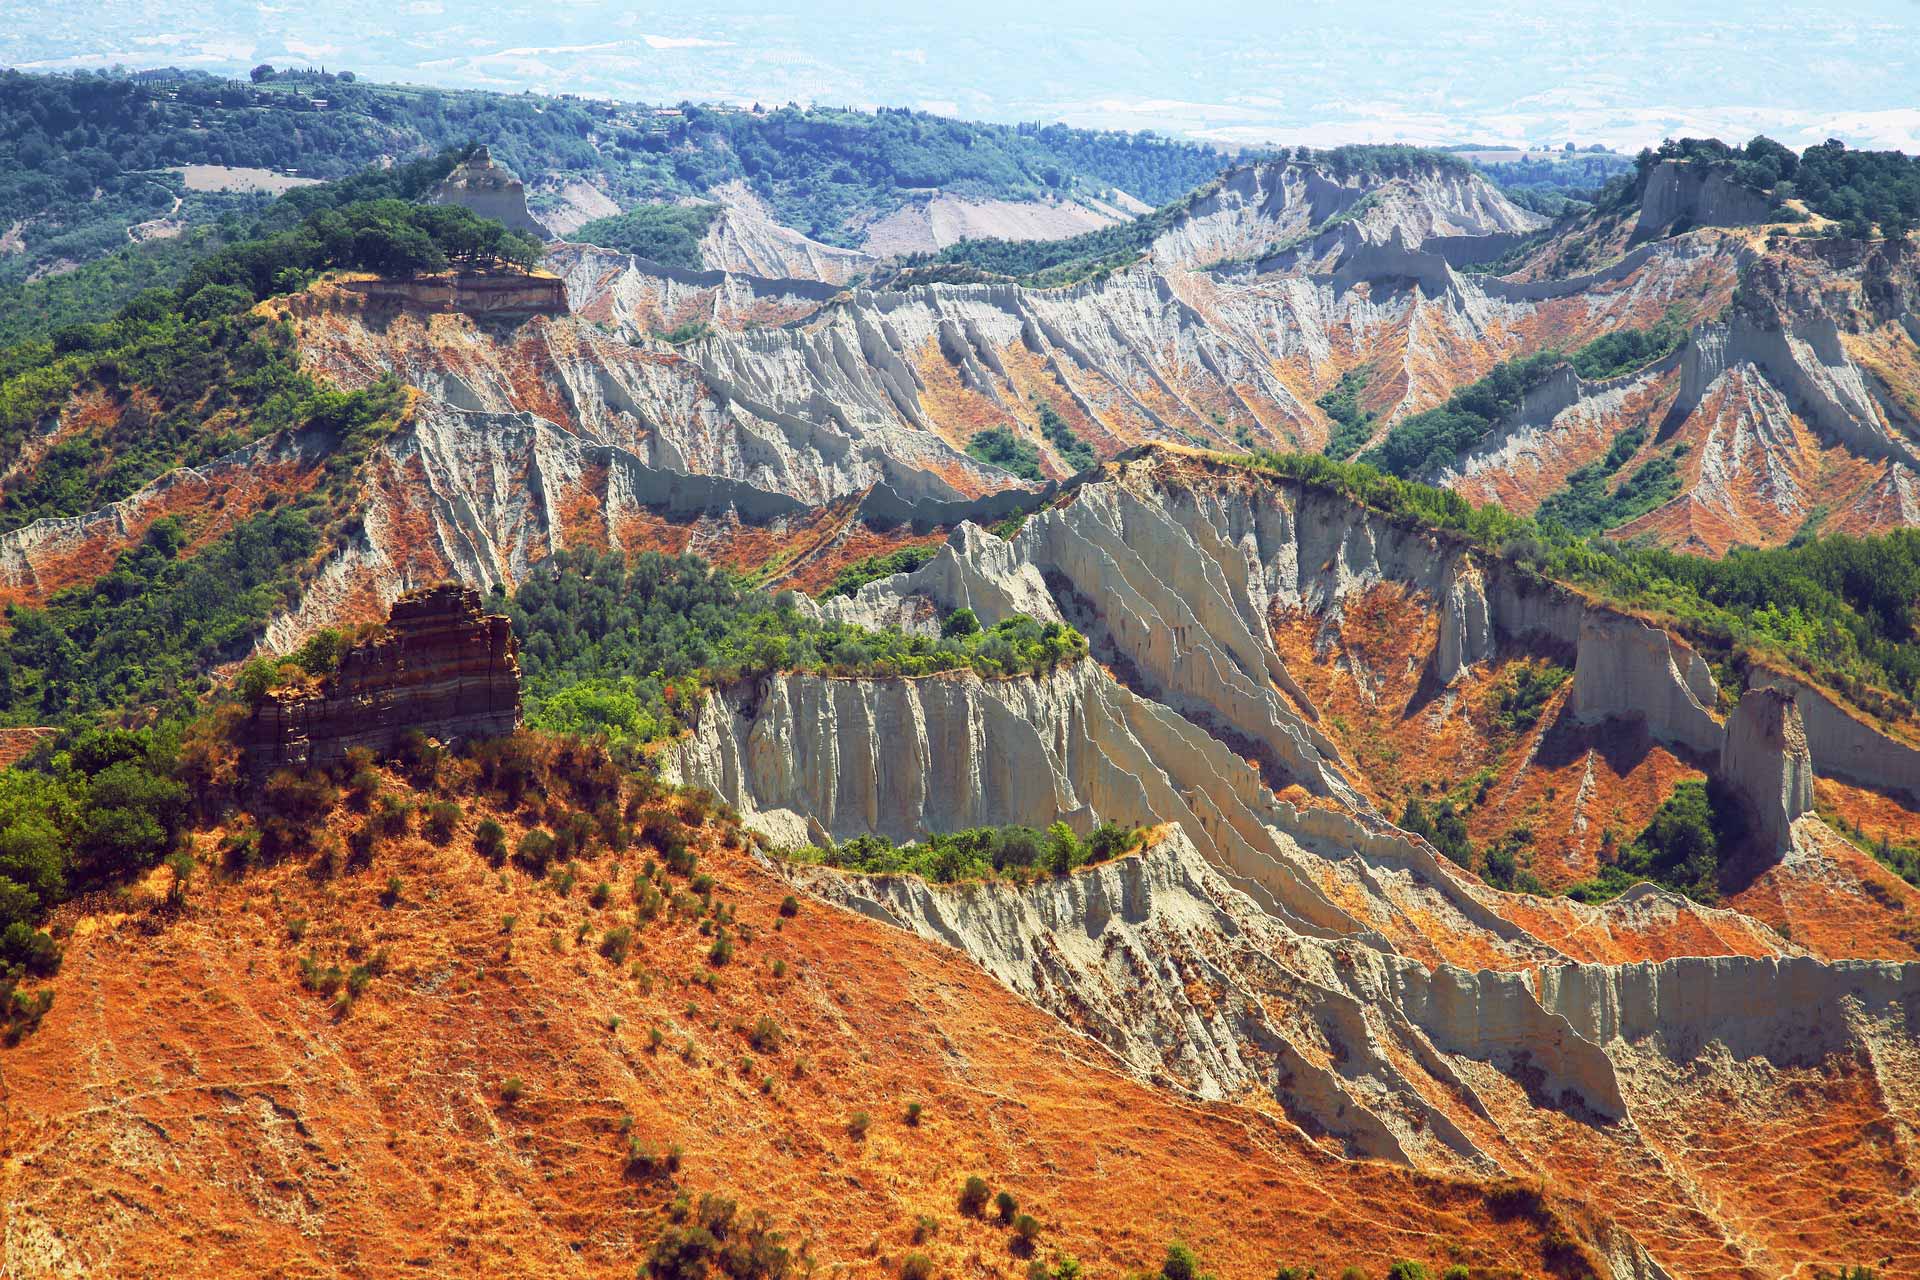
[3,761,1604,1280]
[1269,582,1693,889]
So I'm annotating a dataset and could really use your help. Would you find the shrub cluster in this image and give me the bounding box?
[784,820,1147,884]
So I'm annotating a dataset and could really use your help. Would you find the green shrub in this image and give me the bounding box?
[748,1014,782,1052]
[499,1076,523,1103]
[959,1174,991,1216]
[514,829,557,873]
[421,799,462,842]
[901,1253,935,1280]
[1386,1264,1429,1280]
[1163,1242,1208,1280]
[967,427,1045,481]
[823,545,940,598]
[995,1190,1018,1225]
[474,819,507,865]
[848,1110,871,1140]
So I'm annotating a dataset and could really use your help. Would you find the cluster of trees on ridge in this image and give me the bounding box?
[1594,135,1920,239]
[572,203,720,271]
[504,550,1089,753]
[784,820,1148,884]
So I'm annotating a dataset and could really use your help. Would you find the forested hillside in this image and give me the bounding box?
[0,68,1226,277]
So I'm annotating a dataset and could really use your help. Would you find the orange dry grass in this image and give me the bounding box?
[5,767,1598,1280]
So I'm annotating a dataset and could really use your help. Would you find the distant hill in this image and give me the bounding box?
[0,68,1227,282]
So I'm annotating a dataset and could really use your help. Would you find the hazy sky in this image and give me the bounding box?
[7,0,1919,152]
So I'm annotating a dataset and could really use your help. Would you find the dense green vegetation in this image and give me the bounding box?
[967,427,1046,481]
[1400,798,1475,871]
[0,511,329,724]
[1564,779,1745,904]
[1567,312,1688,381]
[1536,423,1651,526]
[1231,450,1920,710]
[1361,317,1688,481]
[177,191,542,300]
[0,227,227,347]
[572,203,720,270]
[1488,661,1572,733]
[0,721,192,1037]
[1535,428,1685,536]
[1034,401,1096,472]
[822,545,941,598]
[1465,151,1635,217]
[505,550,1087,752]
[0,70,1227,274]
[1317,365,1379,460]
[1359,352,1563,479]
[782,819,1146,882]
[0,145,472,343]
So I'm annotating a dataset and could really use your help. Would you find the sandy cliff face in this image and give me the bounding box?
[697,181,875,283]
[427,145,552,240]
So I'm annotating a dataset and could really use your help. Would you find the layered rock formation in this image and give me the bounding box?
[241,583,520,778]
[673,451,1909,965]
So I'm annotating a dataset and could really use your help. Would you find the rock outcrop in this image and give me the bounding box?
[325,271,570,317]
[427,145,551,239]
[241,584,520,779]
[1633,160,1774,239]
[1569,612,1724,759]
[1718,686,1816,856]
[697,181,875,283]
